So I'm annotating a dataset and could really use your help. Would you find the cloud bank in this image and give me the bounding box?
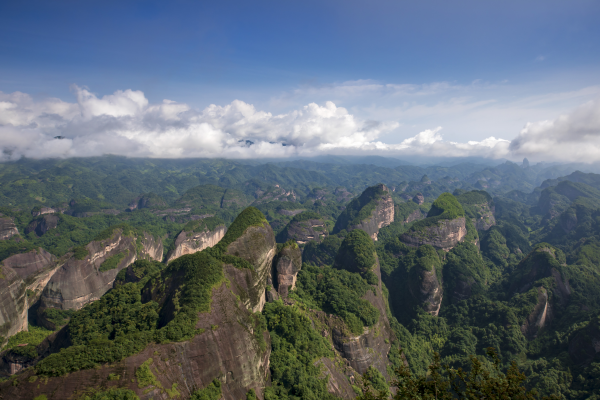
[0,86,597,162]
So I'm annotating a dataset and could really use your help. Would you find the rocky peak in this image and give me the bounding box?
[333,183,394,241]
[401,192,467,251]
[25,214,59,237]
[412,192,425,205]
[166,217,227,263]
[0,217,19,240]
[276,211,329,244]
[273,242,302,298]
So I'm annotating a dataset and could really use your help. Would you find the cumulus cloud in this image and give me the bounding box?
[509,99,600,162]
[0,85,594,163]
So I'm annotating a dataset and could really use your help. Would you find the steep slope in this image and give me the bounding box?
[165,217,226,263]
[333,183,394,240]
[276,211,329,244]
[456,190,496,231]
[0,217,18,240]
[0,207,276,399]
[400,192,467,251]
[39,226,163,312]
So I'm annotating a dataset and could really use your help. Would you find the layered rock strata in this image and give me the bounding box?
[166,225,226,263]
[40,230,162,311]
[0,217,18,240]
[273,243,302,298]
[400,217,467,251]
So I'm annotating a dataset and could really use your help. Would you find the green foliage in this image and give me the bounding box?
[443,243,490,304]
[358,348,555,400]
[263,301,338,400]
[427,192,465,219]
[335,229,376,275]
[333,184,387,233]
[73,245,89,260]
[183,216,225,233]
[408,192,465,233]
[136,358,159,388]
[81,388,140,400]
[302,234,344,267]
[214,207,267,252]
[98,251,127,272]
[0,236,37,262]
[190,379,222,400]
[246,388,258,400]
[42,308,74,327]
[36,250,223,376]
[292,264,379,335]
[94,224,134,242]
[3,325,53,351]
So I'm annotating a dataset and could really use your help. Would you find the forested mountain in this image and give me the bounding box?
[1,156,600,399]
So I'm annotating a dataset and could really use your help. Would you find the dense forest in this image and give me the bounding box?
[1,156,600,400]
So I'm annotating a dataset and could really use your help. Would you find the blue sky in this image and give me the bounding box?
[1,0,600,161]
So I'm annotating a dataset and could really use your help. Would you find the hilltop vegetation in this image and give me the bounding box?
[3,156,600,399]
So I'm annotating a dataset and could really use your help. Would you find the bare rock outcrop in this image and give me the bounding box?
[0,217,18,240]
[276,213,329,244]
[520,287,552,340]
[408,246,443,316]
[224,222,276,313]
[412,192,425,205]
[400,217,467,251]
[25,214,59,237]
[166,225,226,263]
[40,229,163,311]
[0,280,271,400]
[273,243,302,298]
[403,208,425,224]
[321,258,395,378]
[0,265,27,346]
[333,184,394,241]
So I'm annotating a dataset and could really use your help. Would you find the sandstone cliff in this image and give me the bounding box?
[273,242,302,298]
[408,245,443,316]
[0,265,27,346]
[25,215,59,237]
[400,192,467,251]
[401,217,467,251]
[166,225,226,263]
[40,228,163,311]
[0,248,59,346]
[333,184,394,241]
[0,217,18,240]
[276,211,329,244]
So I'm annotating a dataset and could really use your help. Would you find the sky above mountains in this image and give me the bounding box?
[1,0,599,162]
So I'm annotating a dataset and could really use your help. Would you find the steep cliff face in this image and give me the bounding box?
[403,208,425,224]
[520,287,552,340]
[0,209,274,399]
[408,246,443,316]
[0,217,18,240]
[401,217,467,251]
[0,265,27,346]
[224,222,276,313]
[456,190,496,231]
[276,212,328,244]
[273,243,302,298]
[413,192,425,205]
[400,193,467,251]
[40,229,139,310]
[1,248,58,304]
[0,248,59,345]
[333,184,394,241]
[1,260,271,400]
[25,215,59,237]
[329,259,394,377]
[568,314,600,365]
[166,225,226,263]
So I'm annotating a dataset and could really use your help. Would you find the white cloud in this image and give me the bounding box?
[0,85,598,163]
[509,99,600,162]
